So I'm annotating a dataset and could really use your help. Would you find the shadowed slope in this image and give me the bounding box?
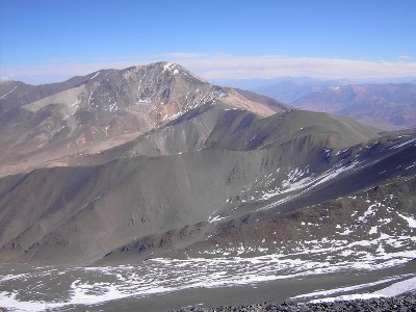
[0,107,381,264]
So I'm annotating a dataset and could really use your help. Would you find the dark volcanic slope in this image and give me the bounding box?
[100,129,416,263]
[0,122,380,264]
[291,83,416,129]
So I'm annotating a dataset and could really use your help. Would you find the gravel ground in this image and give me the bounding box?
[172,292,416,311]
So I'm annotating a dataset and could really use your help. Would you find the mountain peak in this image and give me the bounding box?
[0,62,286,176]
[122,61,198,80]
[158,61,183,74]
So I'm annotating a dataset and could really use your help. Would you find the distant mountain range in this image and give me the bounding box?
[291,83,416,129]
[212,77,416,129]
[0,62,415,310]
[211,76,416,102]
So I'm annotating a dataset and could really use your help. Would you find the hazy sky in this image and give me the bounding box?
[1,0,416,83]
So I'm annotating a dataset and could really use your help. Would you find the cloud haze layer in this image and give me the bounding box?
[174,54,416,79]
[1,53,416,84]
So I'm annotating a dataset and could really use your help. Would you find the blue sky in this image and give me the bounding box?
[1,0,416,83]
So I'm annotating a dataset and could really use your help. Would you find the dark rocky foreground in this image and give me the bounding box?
[172,293,416,312]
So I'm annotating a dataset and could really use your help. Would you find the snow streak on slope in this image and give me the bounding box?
[254,160,362,211]
[219,157,363,213]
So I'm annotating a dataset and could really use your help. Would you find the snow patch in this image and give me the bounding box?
[358,204,379,222]
[375,276,416,296]
[396,211,416,228]
[71,99,81,107]
[208,215,229,223]
[369,226,378,235]
[405,162,416,171]
[389,138,416,151]
[0,85,18,100]
[163,62,177,73]
[292,275,402,301]
[89,72,100,80]
[338,228,353,236]
[106,102,120,113]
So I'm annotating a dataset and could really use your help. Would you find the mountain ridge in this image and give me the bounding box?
[0,62,286,178]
